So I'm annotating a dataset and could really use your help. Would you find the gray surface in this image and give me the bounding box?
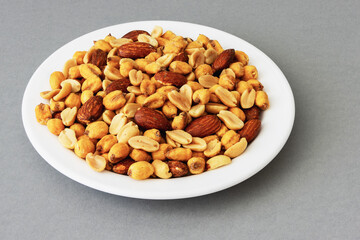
[1,0,359,239]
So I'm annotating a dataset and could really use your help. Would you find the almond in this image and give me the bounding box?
[212,49,235,72]
[134,107,171,131]
[89,49,107,67]
[173,52,188,62]
[122,30,150,41]
[239,119,261,143]
[77,96,104,124]
[118,42,156,59]
[244,106,261,120]
[154,71,187,87]
[105,78,131,94]
[185,115,221,137]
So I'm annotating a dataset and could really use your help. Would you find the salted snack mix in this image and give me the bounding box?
[35,26,269,180]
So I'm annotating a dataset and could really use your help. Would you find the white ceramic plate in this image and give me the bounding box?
[22,20,295,200]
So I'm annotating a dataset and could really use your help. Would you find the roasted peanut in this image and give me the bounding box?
[198,75,218,88]
[247,79,263,91]
[109,113,127,135]
[217,110,244,130]
[183,137,207,152]
[221,130,240,150]
[103,90,126,110]
[85,121,108,139]
[140,79,156,96]
[206,155,231,170]
[47,118,64,135]
[166,130,192,145]
[64,93,81,109]
[152,160,172,179]
[50,99,65,112]
[128,161,154,180]
[243,65,258,80]
[219,74,236,90]
[255,90,269,110]
[117,122,140,143]
[143,129,162,143]
[216,124,228,138]
[235,50,249,66]
[172,112,189,130]
[108,143,130,163]
[224,138,247,158]
[188,104,205,118]
[49,71,65,90]
[53,82,72,101]
[240,89,256,109]
[86,153,107,172]
[162,101,178,119]
[229,107,246,122]
[96,134,117,153]
[169,61,192,74]
[143,92,166,108]
[130,149,152,162]
[74,137,95,159]
[61,107,77,126]
[192,89,210,105]
[81,90,94,104]
[128,136,160,152]
[166,148,192,161]
[194,64,213,79]
[62,59,77,79]
[229,62,244,78]
[102,110,116,125]
[151,143,172,161]
[70,123,85,138]
[58,128,77,149]
[187,157,206,174]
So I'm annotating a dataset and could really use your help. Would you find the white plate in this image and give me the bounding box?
[22,20,295,200]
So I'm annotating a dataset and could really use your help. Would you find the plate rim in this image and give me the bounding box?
[22,20,295,200]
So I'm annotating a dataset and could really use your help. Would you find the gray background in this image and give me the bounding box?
[1,0,359,239]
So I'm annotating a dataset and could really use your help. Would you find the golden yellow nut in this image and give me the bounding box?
[135,95,147,105]
[206,155,231,170]
[143,129,162,143]
[145,52,161,62]
[128,161,154,180]
[73,51,87,65]
[74,137,95,159]
[172,112,189,130]
[192,151,207,159]
[70,123,85,138]
[194,64,213,79]
[81,76,102,93]
[192,89,210,105]
[50,99,65,112]
[130,149,152,162]
[231,91,241,105]
[219,74,236,91]
[203,135,219,143]
[65,93,81,109]
[229,107,246,122]
[68,66,82,79]
[236,81,253,94]
[80,90,94,104]
[103,90,126,110]
[169,61,192,74]
[186,81,204,92]
[165,148,192,161]
[209,93,220,103]
[85,121,109,139]
[197,34,210,46]
[143,92,166,109]
[216,124,228,138]
[162,101,178,119]
[135,58,151,72]
[49,71,65,90]
[104,34,116,43]
[187,157,206,174]
[221,130,240,150]
[140,79,156,96]
[145,62,162,75]
[120,61,135,77]
[47,118,64,135]
[162,30,176,40]
[53,82,72,101]
[102,110,116,125]
[255,90,269,110]
[235,50,249,66]
[94,39,112,52]
[152,160,172,179]
[35,103,52,125]
[108,143,130,163]
[229,62,245,78]
[243,65,258,81]
[151,143,173,161]
[96,91,106,98]
[247,79,264,91]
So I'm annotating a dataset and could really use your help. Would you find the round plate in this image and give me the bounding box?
[22,21,295,200]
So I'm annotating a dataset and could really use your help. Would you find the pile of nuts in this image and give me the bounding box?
[35,26,269,180]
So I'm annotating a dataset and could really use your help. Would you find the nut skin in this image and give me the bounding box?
[122,30,150,41]
[134,107,171,131]
[238,119,261,143]
[212,49,235,73]
[154,71,187,87]
[89,49,107,67]
[168,161,189,177]
[118,42,156,59]
[112,158,135,175]
[77,96,104,125]
[105,78,131,94]
[243,106,261,120]
[185,115,221,137]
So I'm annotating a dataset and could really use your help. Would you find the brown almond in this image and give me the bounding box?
[105,78,131,94]
[244,106,261,120]
[122,30,150,41]
[239,119,261,143]
[212,49,235,72]
[134,107,171,131]
[89,49,107,67]
[77,96,104,124]
[173,52,189,62]
[154,71,187,87]
[185,115,221,137]
[118,42,156,59]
